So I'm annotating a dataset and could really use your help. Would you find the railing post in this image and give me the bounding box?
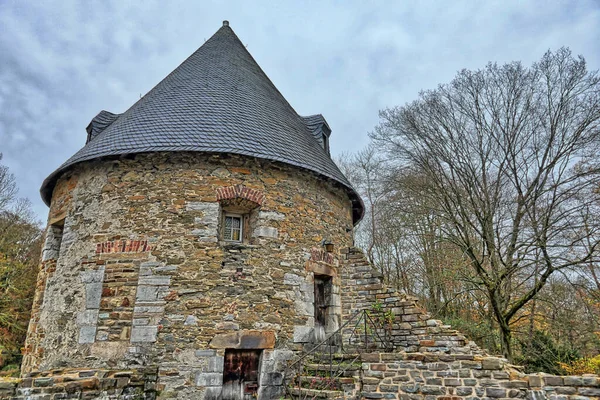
[329,342,333,379]
[364,310,368,351]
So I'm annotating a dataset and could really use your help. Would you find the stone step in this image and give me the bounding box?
[289,387,345,399]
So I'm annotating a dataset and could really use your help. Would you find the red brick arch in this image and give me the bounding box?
[215,184,265,206]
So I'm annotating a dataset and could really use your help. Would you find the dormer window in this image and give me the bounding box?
[301,114,332,157]
[322,134,330,156]
[224,213,243,242]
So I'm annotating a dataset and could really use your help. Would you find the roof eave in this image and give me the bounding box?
[40,150,365,224]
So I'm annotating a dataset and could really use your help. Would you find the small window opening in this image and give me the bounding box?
[224,214,243,242]
[43,219,65,261]
[322,133,330,155]
[219,197,260,244]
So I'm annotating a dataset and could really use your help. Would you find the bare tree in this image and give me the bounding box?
[336,146,388,263]
[372,48,600,360]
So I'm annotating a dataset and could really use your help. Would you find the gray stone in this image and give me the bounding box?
[271,349,294,364]
[203,356,224,373]
[133,305,164,314]
[130,326,158,342]
[138,276,171,286]
[293,326,313,343]
[78,326,96,344]
[482,357,504,370]
[486,387,507,398]
[284,273,303,285]
[191,228,218,237]
[76,309,99,326]
[136,285,162,301]
[456,387,473,396]
[544,376,563,386]
[258,211,285,221]
[154,265,178,273]
[399,383,420,393]
[42,225,63,261]
[526,389,547,400]
[133,318,150,326]
[195,350,217,357]
[195,372,223,387]
[80,269,104,284]
[258,385,284,400]
[260,371,283,386]
[85,282,103,309]
[215,321,239,330]
[563,376,583,386]
[184,315,198,326]
[420,385,444,395]
[187,201,219,214]
[555,387,577,395]
[203,386,223,399]
[253,226,278,238]
[579,388,600,397]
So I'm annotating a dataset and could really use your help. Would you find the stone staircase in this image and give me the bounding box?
[285,348,362,399]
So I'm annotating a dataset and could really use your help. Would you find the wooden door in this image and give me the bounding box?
[314,275,332,342]
[222,350,261,400]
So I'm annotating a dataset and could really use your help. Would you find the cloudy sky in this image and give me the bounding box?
[1,1,599,220]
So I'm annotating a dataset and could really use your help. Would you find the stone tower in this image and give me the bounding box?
[23,21,363,399]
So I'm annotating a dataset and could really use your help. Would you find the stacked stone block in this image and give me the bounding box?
[0,368,157,400]
[340,247,481,355]
[360,352,600,400]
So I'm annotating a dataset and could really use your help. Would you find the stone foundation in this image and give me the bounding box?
[0,368,157,400]
[360,352,600,400]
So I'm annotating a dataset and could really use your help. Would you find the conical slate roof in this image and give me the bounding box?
[40,21,364,223]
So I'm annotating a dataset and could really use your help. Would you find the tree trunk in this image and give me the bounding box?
[498,317,513,361]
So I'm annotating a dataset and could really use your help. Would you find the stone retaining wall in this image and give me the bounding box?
[360,352,600,400]
[0,368,157,400]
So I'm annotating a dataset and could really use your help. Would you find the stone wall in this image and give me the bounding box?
[360,352,600,400]
[10,152,599,399]
[1,239,598,399]
[0,368,157,400]
[21,152,355,398]
[337,247,599,400]
[340,247,481,354]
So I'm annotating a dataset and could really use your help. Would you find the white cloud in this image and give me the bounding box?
[0,0,598,218]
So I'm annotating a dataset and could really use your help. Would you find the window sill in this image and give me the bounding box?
[219,241,260,251]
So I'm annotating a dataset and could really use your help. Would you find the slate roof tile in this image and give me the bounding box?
[40,22,364,222]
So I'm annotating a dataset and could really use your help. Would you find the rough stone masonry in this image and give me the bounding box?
[18,152,355,399]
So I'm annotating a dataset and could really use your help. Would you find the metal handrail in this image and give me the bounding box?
[283,309,394,399]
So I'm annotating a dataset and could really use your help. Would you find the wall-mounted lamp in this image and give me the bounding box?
[322,239,334,253]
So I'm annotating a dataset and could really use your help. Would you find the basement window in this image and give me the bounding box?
[223,213,243,242]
